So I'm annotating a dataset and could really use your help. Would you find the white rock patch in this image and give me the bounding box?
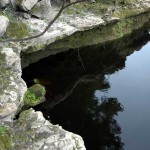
[21,0,38,11]
[0,16,9,37]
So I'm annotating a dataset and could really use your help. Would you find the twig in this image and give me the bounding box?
[0,0,87,43]
[78,48,86,71]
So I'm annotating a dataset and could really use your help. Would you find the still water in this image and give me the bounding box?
[22,23,150,150]
[96,42,150,150]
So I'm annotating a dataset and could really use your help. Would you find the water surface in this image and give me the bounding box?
[105,42,150,150]
[22,22,150,150]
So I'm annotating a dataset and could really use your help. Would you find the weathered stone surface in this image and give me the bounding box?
[0,48,27,124]
[0,103,17,118]
[30,0,52,19]
[20,0,150,57]
[12,108,86,150]
[15,0,38,11]
[0,16,9,37]
[21,12,150,68]
[1,48,20,68]
[0,0,9,7]
[0,46,86,149]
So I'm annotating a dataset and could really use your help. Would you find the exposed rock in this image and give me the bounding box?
[23,12,31,19]
[30,0,52,19]
[12,108,86,150]
[0,103,17,118]
[0,48,27,124]
[0,16,9,37]
[1,48,20,68]
[0,1,149,149]
[0,0,9,8]
[15,0,38,11]
[19,0,150,57]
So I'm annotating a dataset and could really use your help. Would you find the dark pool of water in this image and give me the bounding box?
[22,22,150,150]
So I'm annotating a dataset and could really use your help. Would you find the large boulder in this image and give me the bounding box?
[0,16,9,37]
[12,108,86,150]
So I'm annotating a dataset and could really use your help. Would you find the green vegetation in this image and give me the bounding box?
[23,84,46,107]
[49,12,150,50]
[7,21,30,39]
[112,18,134,37]
[113,8,138,18]
[64,0,140,16]
[64,2,110,16]
[0,10,3,16]
[0,126,8,136]
[0,8,31,39]
[0,126,12,150]
[3,11,14,21]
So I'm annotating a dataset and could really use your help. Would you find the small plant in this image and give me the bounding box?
[0,126,8,136]
[24,90,41,106]
[0,126,12,149]
[23,84,46,107]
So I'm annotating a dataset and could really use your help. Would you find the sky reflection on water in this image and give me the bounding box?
[22,22,150,150]
[96,42,150,150]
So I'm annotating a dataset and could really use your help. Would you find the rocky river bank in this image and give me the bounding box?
[0,0,150,149]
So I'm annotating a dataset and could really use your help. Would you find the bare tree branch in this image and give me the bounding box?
[0,0,87,43]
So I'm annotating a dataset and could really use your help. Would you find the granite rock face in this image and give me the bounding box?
[12,108,86,150]
[0,16,9,37]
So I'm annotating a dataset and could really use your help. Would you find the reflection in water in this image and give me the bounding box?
[47,80,124,150]
[22,22,150,149]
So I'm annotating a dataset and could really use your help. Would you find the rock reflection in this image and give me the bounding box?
[22,21,150,150]
[22,22,150,109]
[46,78,124,150]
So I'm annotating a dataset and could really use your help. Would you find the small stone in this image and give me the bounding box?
[0,0,9,8]
[30,0,52,19]
[0,16,9,37]
[15,0,38,11]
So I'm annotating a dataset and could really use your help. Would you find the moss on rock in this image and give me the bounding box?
[23,84,46,108]
[64,2,109,16]
[6,21,30,39]
[48,12,150,50]
[0,126,12,150]
[0,10,3,16]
